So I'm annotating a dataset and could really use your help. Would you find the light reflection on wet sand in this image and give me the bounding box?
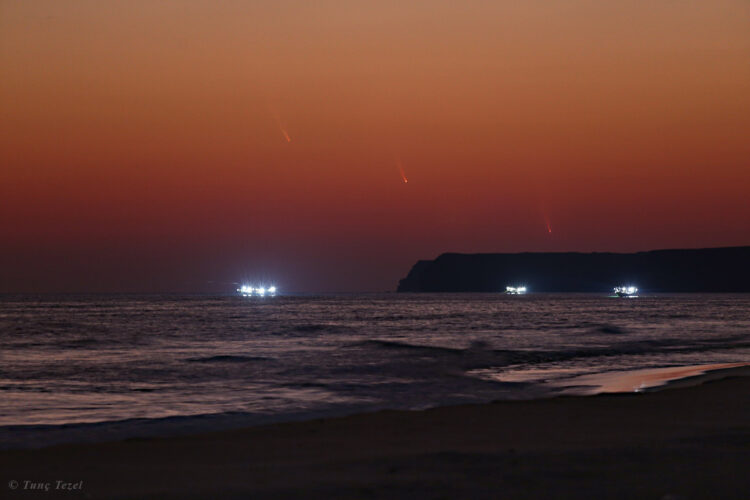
[556,362,750,395]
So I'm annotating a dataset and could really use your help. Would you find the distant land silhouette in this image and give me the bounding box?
[397,246,750,293]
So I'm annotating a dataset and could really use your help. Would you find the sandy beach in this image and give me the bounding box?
[2,370,748,500]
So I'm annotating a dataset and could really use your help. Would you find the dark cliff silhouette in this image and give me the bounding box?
[397,246,750,292]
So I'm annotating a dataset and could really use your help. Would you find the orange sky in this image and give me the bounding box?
[1,1,749,292]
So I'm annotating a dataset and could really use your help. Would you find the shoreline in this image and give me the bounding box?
[2,363,747,452]
[2,369,749,499]
[554,362,750,395]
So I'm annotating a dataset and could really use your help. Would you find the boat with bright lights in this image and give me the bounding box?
[237,285,277,297]
[614,286,638,298]
[505,286,527,295]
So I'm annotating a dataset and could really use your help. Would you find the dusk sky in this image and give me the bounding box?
[2,1,749,292]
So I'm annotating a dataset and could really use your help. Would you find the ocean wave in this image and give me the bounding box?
[0,404,374,451]
[349,339,463,354]
[185,355,269,363]
[350,337,750,370]
[591,324,628,335]
[292,323,343,333]
[367,312,469,321]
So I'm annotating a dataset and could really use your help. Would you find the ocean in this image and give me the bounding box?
[1,293,748,448]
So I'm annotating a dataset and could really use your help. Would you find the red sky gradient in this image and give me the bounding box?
[2,1,749,292]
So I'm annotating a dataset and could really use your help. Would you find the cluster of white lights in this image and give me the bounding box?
[500,284,640,296]
[237,285,277,297]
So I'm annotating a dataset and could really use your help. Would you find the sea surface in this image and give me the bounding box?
[1,293,748,448]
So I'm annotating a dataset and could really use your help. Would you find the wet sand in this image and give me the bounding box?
[2,371,749,499]
[555,362,750,395]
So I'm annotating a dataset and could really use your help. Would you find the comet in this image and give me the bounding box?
[396,157,408,184]
[266,101,291,142]
[540,203,552,234]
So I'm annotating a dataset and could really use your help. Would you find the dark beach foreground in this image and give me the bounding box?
[2,374,748,500]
